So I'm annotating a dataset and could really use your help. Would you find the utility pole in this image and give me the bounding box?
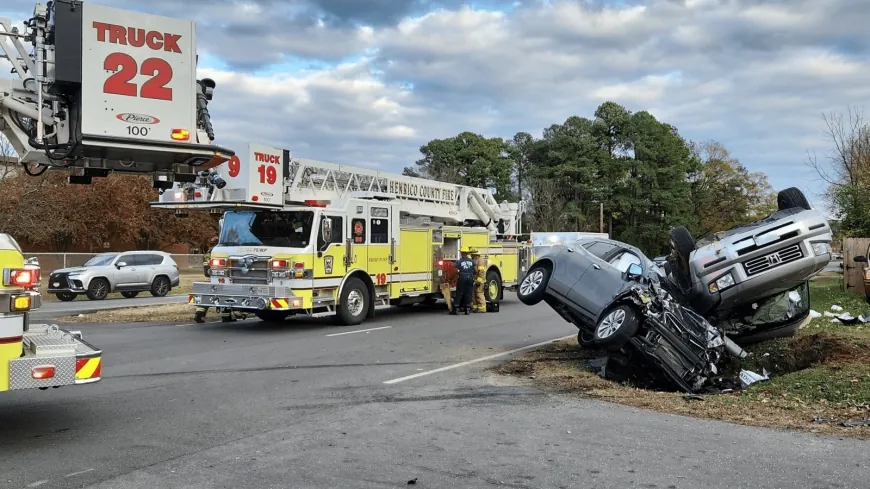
[599,203,604,233]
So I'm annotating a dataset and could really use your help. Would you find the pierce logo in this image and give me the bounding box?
[116,113,160,124]
[253,152,281,164]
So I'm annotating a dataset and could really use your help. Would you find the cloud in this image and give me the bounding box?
[1,0,868,209]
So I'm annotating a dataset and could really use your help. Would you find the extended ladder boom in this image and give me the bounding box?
[284,157,522,235]
[153,144,523,236]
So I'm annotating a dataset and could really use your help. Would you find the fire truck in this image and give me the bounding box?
[153,150,531,325]
[0,0,233,392]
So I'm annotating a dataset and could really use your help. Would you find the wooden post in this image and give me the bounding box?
[599,203,604,234]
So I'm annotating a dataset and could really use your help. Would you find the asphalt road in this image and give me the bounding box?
[30,295,188,320]
[2,298,867,489]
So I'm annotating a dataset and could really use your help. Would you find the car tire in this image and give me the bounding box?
[56,292,77,302]
[593,304,640,349]
[484,269,501,303]
[86,278,109,301]
[517,265,550,305]
[337,277,369,326]
[777,187,811,211]
[150,276,171,297]
[669,226,696,288]
[121,291,139,299]
[577,330,595,348]
[255,310,290,322]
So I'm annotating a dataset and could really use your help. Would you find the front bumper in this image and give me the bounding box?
[46,273,89,294]
[5,322,102,391]
[698,248,830,310]
[189,282,304,311]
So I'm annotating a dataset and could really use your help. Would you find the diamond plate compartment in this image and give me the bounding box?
[9,355,75,390]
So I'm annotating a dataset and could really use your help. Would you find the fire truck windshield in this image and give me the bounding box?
[219,211,315,248]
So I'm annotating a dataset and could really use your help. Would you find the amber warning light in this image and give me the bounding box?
[171,129,190,141]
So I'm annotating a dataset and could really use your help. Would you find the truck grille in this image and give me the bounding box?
[743,244,803,276]
[228,256,270,285]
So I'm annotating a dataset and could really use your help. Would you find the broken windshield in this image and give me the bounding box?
[219,210,315,248]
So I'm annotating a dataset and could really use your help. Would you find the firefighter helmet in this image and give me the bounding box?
[460,245,471,253]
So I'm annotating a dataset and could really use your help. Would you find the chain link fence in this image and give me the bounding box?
[24,252,206,273]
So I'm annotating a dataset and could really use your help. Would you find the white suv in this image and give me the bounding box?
[47,251,180,301]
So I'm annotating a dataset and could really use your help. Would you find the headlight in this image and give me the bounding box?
[708,273,735,293]
[811,243,830,256]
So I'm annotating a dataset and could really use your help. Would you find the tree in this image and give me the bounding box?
[404,131,514,199]
[806,107,870,236]
[689,140,777,238]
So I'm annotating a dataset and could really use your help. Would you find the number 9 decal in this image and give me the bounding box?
[227,155,241,177]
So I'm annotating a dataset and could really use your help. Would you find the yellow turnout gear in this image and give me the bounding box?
[471,251,487,312]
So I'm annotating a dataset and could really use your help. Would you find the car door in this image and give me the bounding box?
[547,247,594,298]
[135,253,162,286]
[112,253,141,287]
[565,243,631,322]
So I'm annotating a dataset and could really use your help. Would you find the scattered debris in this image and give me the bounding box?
[739,369,770,388]
[810,310,822,318]
[841,419,870,428]
[407,478,418,485]
[831,305,844,312]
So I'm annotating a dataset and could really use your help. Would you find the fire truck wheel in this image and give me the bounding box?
[338,277,370,326]
[86,278,110,301]
[55,292,77,302]
[484,270,501,303]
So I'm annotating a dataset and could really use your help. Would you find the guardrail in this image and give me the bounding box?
[24,253,205,273]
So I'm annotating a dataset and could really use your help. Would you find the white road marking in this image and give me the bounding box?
[326,326,392,337]
[27,480,49,487]
[383,335,575,384]
[64,468,95,477]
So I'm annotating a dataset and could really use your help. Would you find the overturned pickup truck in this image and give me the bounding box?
[516,188,831,392]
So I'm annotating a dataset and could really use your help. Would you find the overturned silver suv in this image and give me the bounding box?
[665,187,832,343]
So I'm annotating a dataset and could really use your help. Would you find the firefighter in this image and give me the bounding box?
[451,245,475,315]
[471,248,488,313]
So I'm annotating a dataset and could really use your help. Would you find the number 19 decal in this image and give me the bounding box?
[257,164,278,184]
[375,273,387,285]
[104,52,173,101]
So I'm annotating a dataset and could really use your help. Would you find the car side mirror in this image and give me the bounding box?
[116,261,127,268]
[854,255,867,263]
[626,263,642,280]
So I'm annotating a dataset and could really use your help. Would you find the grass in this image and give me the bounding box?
[59,303,208,323]
[493,272,870,439]
[39,271,201,302]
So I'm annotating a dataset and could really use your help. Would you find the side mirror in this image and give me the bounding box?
[321,217,333,243]
[626,263,642,280]
[855,256,867,263]
[116,261,127,268]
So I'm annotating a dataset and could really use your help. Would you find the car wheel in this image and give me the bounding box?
[337,277,369,326]
[593,304,640,349]
[777,187,811,211]
[255,310,290,322]
[56,292,77,302]
[577,330,595,348]
[484,269,501,303]
[121,291,139,299]
[150,276,171,297]
[669,226,695,288]
[517,265,550,305]
[86,278,109,301]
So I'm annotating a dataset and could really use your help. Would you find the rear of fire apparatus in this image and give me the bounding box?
[153,148,532,325]
[0,1,237,390]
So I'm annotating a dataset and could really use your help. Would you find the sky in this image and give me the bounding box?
[2,0,868,216]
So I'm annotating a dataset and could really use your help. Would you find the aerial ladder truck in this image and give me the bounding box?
[152,149,531,325]
[0,0,234,393]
